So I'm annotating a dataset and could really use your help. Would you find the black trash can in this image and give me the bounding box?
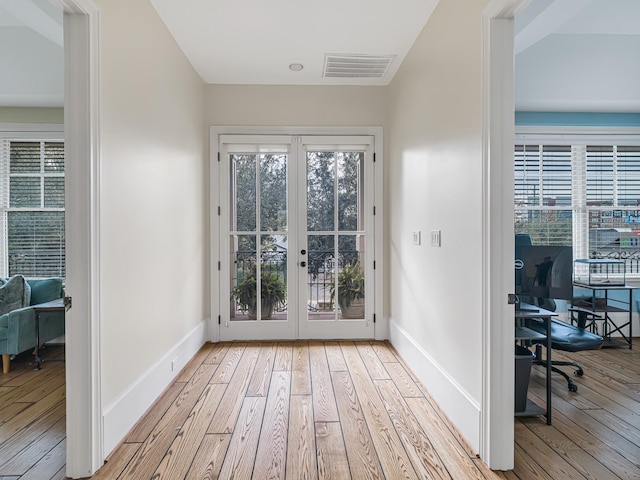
[515,345,533,412]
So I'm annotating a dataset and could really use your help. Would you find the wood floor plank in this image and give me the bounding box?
[291,341,312,395]
[175,344,217,383]
[0,403,65,469]
[517,418,619,480]
[404,397,485,480]
[207,344,261,434]
[18,438,65,480]
[151,383,227,479]
[273,341,293,371]
[374,379,452,479]
[218,397,266,480]
[125,382,185,443]
[309,341,339,423]
[286,395,317,480]
[90,443,141,480]
[0,415,65,476]
[210,342,247,384]
[315,422,350,480]
[118,363,217,479]
[203,342,231,365]
[384,362,422,398]
[355,342,390,380]
[513,443,554,480]
[340,341,418,479]
[246,342,276,397]
[324,341,347,372]
[369,340,399,363]
[0,385,65,447]
[185,433,231,480]
[254,371,291,479]
[331,370,384,480]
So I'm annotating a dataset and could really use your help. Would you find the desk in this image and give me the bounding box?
[572,284,634,349]
[33,299,66,370]
[515,304,556,425]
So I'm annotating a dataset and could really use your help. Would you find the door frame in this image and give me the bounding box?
[210,126,384,341]
[60,0,103,477]
[481,0,530,470]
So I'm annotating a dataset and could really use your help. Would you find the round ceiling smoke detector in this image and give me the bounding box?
[289,63,304,72]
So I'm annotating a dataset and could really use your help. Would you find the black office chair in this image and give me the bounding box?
[527,316,603,392]
[516,233,604,392]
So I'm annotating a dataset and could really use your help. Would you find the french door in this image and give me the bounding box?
[217,134,376,340]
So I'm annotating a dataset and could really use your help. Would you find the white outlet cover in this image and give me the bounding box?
[430,230,441,247]
[412,231,421,245]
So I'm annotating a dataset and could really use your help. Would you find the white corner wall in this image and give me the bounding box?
[387,0,490,452]
[95,0,208,455]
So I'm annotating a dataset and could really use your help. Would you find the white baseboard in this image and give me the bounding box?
[102,320,208,456]
[389,318,481,453]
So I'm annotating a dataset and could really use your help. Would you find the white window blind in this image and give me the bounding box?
[0,139,65,278]
[515,144,573,246]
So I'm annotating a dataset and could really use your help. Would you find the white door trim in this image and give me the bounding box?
[481,0,530,470]
[210,126,385,340]
[60,0,103,477]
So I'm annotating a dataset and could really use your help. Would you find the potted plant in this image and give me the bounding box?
[330,260,365,319]
[232,264,286,319]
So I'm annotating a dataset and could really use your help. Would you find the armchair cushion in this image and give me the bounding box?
[28,278,63,305]
[0,275,31,316]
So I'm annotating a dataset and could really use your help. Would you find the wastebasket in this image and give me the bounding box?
[515,345,533,412]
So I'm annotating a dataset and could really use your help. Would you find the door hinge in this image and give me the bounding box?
[217,152,220,162]
[373,152,376,162]
[373,313,376,323]
[218,315,221,325]
[373,206,376,215]
[217,206,221,216]
[508,293,518,305]
[218,261,221,271]
[64,296,72,310]
[373,261,376,270]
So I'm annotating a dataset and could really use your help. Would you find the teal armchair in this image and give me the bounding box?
[0,278,65,373]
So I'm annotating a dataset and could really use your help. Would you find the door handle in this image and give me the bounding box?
[300,261,306,267]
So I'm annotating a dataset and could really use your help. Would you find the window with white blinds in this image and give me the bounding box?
[0,139,65,278]
[514,144,573,246]
[515,138,640,273]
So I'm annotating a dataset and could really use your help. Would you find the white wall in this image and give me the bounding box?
[95,0,207,453]
[386,0,489,452]
[205,85,387,127]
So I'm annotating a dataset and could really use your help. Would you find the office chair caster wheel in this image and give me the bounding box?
[575,368,584,376]
[568,383,578,392]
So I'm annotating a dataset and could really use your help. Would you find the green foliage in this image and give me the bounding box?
[231,263,287,313]
[330,261,364,310]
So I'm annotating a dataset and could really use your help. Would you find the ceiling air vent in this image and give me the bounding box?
[323,54,396,78]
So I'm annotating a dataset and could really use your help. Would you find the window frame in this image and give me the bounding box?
[515,126,640,272]
[0,124,64,277]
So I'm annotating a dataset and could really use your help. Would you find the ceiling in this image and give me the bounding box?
[0,0,638,112]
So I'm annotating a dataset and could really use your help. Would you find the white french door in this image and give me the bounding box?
[217,134,376,340]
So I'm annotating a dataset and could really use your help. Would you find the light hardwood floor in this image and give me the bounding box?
[1,340,639,479]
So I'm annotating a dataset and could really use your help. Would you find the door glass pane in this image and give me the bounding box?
[260,234,287,321]
[10,177,41,207]
[232,154,256,232]
[338,151,363,231]
[337,235,365,320]
[260,154,287,232]
[307,152,335,231]
[307,234,335,319]
[231,235,257,321]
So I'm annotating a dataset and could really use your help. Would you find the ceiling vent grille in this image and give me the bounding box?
[323,54,396,78]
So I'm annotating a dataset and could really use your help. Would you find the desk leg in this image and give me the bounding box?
[546,317,552,425]
[34,311,41,371]
[629,289,633,350]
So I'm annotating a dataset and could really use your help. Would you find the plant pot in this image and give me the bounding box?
[248,300,274,320]
[340,297,364,319]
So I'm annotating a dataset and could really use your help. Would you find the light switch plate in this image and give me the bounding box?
[412,231,421,245]
[430,230,441,247]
